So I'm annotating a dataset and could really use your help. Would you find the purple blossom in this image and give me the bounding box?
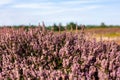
[0,27,119,79]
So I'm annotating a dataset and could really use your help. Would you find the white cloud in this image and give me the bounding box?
[61,0,101,5]
[12,2,56,9]
[0,0,102,26]
[0,0,119,26]
[11,0,101,9]
[11,0,102,15]
[0,0,13,5]
[27,5,102,15]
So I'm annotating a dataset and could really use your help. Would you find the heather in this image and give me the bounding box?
[0,27,120,80]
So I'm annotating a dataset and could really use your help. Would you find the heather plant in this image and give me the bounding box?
[0,27,120,80]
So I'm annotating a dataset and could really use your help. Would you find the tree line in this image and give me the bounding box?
[1,22,120,31]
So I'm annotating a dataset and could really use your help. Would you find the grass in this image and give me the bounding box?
[55,27,120,44]
[103,33,120,37]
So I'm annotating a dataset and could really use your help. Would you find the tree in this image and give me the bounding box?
[100,22,106,27]
[66,22,76,30]
[58,23,65,31]
[52,23,59,31]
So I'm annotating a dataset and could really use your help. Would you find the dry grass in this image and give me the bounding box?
[85,28,120,44]
[58,27,120,44]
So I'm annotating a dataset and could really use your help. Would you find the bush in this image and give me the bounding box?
[0,28,119,80]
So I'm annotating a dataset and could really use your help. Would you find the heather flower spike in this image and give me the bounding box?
[0,27,119,79]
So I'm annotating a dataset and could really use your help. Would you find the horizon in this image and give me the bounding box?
[1,22,120,27]
[0,0,120,26]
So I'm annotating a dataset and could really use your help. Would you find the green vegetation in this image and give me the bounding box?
[0,22,120,31]
[103,33,120,37]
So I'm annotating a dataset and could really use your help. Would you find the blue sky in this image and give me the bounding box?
[0,0,120,26]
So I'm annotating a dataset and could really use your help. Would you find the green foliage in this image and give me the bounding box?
[46,26,52,30]
[52,23,59,31]
[1,22,120,31]
[100,22,106,28]
[66,22,76,30]
[104,33,120,37]
[50,23,65,31]
[7,77,12,80]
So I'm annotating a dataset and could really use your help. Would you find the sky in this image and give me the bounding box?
[0,0,120,26]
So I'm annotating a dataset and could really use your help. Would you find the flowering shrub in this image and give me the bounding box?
[0,27,120,80]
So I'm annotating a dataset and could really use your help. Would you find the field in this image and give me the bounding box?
[84,28,120,44]
[61,27,120,44]
[0,27,120,80]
